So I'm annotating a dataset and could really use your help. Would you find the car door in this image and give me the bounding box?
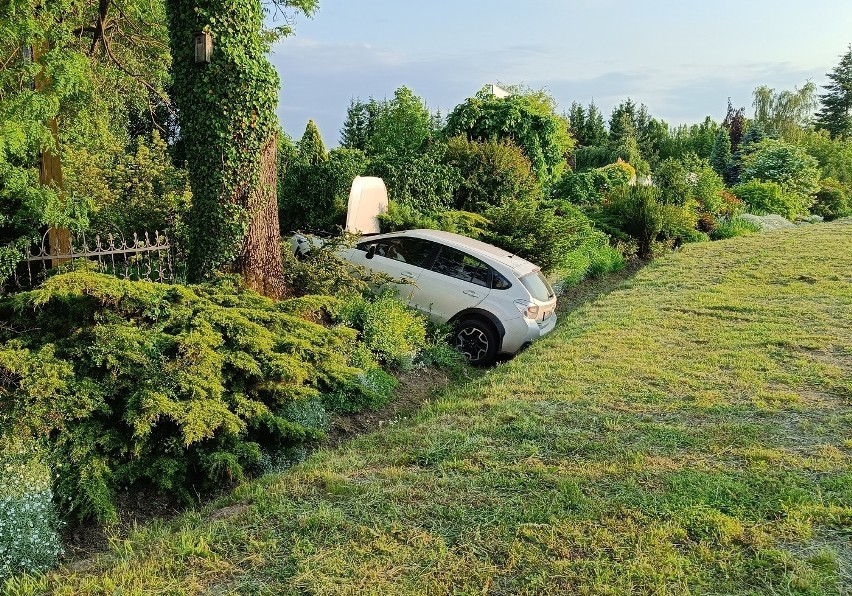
[347,236,436,303]
[409,245,492,322]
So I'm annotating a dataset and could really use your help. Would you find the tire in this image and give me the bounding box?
[454,318,499,366]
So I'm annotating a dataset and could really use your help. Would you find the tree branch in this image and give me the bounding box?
[89,0,112,55]
[101,34,175,118]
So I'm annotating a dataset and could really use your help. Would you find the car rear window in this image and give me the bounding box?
[520,271,554,302]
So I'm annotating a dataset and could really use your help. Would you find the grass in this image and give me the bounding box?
[7,222,852,595]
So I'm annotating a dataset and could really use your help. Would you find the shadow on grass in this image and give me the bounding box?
[556,259,647,317]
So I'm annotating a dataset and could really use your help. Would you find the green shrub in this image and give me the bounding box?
[64,132,191,241]
[553,164,630,207]
[360,294,428,368]
[731,180,803,220]
[484,201,586,272]
[738,138,820,217]
[378,202,489,239]
[368,143,460,215]
[0,437,62,581]
[279,146,368,233]
[322,367,398,413]
[552,170,602,205]
[653,153,725,215]
[556,233,626,287]
[0,272,371,521]
[598,159,635,187]
[282,234,396,298]
[586,242,627,278]
[596,186,700,258]
[443,136,540,211]
[710,217,761,240]
[811,179,851,220]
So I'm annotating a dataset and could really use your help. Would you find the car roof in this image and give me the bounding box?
[371,229,540,275]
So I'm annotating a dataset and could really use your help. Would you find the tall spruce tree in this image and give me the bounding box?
[815,45,852,139]
[568,102,587,144]
[709,128,732,178]
[608,98,638,146]
[728,122,767,185]
[583,100,608,146]
[340,98,368,150]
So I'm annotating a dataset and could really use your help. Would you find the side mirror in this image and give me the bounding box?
[366,244,377,259]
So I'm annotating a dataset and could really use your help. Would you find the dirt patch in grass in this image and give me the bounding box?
[62,489,183,562]
[327,366,453,447]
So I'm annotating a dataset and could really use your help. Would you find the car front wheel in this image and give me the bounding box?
[454,318,499,366]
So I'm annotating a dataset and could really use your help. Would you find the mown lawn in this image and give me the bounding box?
[9,222,852,595]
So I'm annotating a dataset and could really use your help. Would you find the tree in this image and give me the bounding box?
[608,99,637,146]
[367,86,433,160]
[1,0,171,283]
[567,102,586,144]
[638,117,670,169]
[369,142,459,214]
[801,129,852,184]
[444,88,574,186]
[727,122,767,185]
[583,100,608,147]
[164,0,317,298]
[609,112,648,174]
[752,82,817,143]
[709,128,732,178]
[722,99,747,153]
[279,139,368,233]
[297,120,328,165]
[444,137,540,211]
[340,98,368,150]
[738,138,821,215]
[816,45,852,139]
[654,153,725,213]
[571,100,611,171]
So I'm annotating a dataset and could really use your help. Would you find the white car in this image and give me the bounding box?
[338,229,558,365]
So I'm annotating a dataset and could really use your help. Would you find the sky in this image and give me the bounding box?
[267,0,852,147]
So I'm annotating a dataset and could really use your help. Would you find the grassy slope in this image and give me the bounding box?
[11,222,852,595]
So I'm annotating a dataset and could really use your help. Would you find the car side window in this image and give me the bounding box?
[491,271,512,290]
[357,237,434,267]
[431,246,491,287]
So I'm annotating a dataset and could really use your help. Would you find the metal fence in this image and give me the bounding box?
[4,230,175,291]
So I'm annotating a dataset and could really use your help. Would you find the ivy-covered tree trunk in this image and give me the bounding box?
[235,135,287,297]
[165,0,287,298]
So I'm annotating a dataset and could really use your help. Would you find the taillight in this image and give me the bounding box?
[514,299,540,319]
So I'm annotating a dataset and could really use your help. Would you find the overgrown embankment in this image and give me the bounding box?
[10,222,852,594]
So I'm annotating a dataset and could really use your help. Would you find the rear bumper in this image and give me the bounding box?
[499,312,557,355]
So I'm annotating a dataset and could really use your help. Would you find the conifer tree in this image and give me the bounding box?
[568,102,587,144]
[815,45,852,139]
[340,99,368,150]
[728,122,767,185]
[709,128,732,178]
[583,100,608,146]
[608,98,638,147]
[297,120,328,165]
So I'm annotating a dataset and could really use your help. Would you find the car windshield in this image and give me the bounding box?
[520,271,554,302]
